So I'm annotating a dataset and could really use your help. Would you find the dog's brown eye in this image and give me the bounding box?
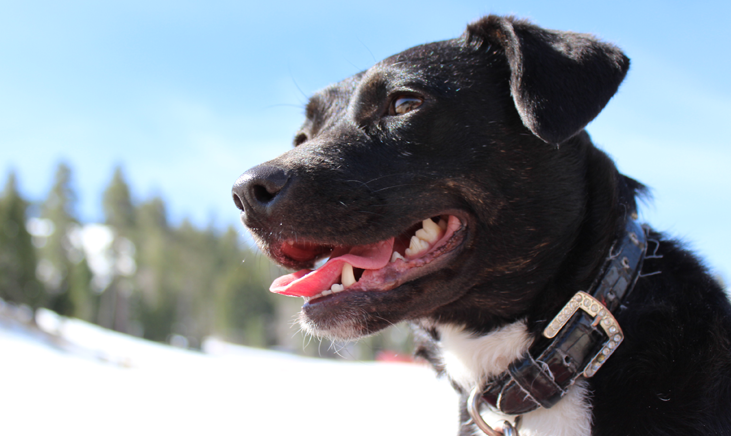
[390,96,423,116]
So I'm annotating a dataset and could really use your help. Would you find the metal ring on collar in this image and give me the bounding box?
[468,385,522,436]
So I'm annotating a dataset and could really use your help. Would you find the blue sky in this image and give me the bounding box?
[2,0,730,280]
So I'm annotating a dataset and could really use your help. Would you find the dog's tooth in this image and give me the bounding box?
[391,252,405,263]
[405,235,430,257]
[303,296,311,303]
[414,229,432,242]
[322,289,332,296]
[424,218,444,236]
[416,219,443,243]
[331,283,345,293]
[438,218,448,230]
[405,237,418,256]
[342,263,356,288]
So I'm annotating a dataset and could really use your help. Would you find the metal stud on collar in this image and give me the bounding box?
[468,386,522,436]
[543,291,624,378]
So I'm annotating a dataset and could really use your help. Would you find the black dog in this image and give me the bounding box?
[232,15,731,435]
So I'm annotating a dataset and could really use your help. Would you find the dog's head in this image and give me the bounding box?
[232,16,630,340]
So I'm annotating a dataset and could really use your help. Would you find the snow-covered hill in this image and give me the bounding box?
[0,305,458,436]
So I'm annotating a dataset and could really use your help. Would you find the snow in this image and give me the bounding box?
[0,308,459,436]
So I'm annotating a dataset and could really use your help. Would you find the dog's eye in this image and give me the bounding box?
[390,96,423,116]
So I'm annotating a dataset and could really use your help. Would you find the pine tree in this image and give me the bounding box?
[134,196,176,341]
[168,219,217,345]
[66,255,95,321]
[0,172,44,308]
[103,166,135,233]
[212,227,277,346]
[98,166,138,333]
[39,162,94,319]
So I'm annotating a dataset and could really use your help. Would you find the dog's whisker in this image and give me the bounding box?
[369,184,422,194]
[357,37,377,64]
[261,103,304,110]
[287,64,309,101]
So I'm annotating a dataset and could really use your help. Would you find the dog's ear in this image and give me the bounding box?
[466,15,630,145]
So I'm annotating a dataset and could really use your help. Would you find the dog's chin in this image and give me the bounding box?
[258,213,471,342]
[297,309,372,342]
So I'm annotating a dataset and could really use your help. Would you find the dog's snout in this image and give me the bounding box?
[232,165,290,216]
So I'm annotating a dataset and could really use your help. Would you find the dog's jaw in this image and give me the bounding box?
[298,305,371,341]
[290,215,472,341]
[434,321,593,436]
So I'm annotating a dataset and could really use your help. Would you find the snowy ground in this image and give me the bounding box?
[0,306,459,436]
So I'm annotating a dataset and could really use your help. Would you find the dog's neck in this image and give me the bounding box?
[429,218,646,435]
[436,321,593,436]
[483,218,646,409]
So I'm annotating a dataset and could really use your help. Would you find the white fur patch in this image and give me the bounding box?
[436,321,592,436]
[438,321,533,392]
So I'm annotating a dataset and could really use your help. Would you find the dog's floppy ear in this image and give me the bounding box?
[466,15,630,145]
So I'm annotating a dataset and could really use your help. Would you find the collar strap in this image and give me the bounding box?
[479,218,647,415]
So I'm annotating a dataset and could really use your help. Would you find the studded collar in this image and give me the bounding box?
[475,218,648,415]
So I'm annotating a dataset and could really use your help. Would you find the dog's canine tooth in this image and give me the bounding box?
[342,263,356,288]
[416,218,443,243]
[438,218,448,230]
[391,251,406,263]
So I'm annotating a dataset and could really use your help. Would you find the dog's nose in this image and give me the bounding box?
[232,165,290,218]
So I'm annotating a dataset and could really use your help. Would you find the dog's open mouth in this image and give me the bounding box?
[270,215,465,303]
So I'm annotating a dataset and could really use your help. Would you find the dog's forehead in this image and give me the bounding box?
[306,38,468,119]
[381,39,463,67]
[361,39,468,88]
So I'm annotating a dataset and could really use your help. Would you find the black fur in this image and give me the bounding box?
[232,15,731,434]
[466,16,630,145]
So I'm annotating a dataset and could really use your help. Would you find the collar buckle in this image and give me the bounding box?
[543,291,624,378]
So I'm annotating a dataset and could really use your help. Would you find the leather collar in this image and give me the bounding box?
[478,218,647,415]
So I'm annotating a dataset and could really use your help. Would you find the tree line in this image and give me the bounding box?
[0,164,279,349]
[0,164,412,359]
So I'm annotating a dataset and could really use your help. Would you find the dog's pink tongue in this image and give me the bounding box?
[270,238,395,297]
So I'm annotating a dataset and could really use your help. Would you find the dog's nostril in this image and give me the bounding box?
[233,165,290,215]
[232,193,245,212]
[252,183,277,204]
